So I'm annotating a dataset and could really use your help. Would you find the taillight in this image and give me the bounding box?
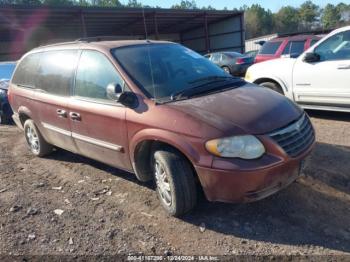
[236,58,246,65]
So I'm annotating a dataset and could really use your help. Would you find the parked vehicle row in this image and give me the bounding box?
[246,26,350,113]
[0,62,16,124]
[204,51,254,76]
[254,34,321,63]
[8,39,314,216]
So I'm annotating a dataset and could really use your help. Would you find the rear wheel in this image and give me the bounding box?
[222,66,231,74]
[24,119,53,157]
[152,148,197,217]
[259,81,284,95]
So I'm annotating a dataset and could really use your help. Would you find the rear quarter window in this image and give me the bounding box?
[12,53,41,88]
[259,41,282,55]
[12,50,78,96]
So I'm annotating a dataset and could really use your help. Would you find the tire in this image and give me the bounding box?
[222,66,231,74]
[24,119,53,157]
[152,148,197,217]
[0,113,9,125]
[259,81,284,95]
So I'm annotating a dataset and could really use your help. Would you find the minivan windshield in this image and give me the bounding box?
[112,43,243,101]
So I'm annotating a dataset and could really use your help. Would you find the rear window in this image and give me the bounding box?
[282,41,306,55]
[259,41,282,55]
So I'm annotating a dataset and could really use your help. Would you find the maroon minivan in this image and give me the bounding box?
[8,40,315,216]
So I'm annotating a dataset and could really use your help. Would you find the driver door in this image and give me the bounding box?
[293,30,350,108]
[68,50,132,171]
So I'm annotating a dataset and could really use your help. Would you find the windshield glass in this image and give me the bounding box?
[112,43,232,99]
[0,63,16,80]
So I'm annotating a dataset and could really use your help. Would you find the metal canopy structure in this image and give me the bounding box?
[0,5,244,61]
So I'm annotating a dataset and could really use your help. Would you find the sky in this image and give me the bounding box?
[121,0,350,12]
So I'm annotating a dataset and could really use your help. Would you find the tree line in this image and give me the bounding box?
[1,0,350,38]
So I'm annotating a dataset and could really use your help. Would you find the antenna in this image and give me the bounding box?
[142,7,148,39]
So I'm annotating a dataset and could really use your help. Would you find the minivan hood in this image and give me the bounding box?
[169,83,303,135]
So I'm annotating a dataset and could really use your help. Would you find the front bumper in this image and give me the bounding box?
[194,143,313,203]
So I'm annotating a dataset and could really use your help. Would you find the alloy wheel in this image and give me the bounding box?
[154,160,172,206]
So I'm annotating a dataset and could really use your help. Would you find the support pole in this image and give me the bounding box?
[154,12,159,40]
[204,13,210,53]
[80,10,87,38]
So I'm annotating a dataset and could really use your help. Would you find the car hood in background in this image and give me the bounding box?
[170,83,303,135]
[249,57,296,75]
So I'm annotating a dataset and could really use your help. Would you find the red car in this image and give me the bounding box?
[255,34,321,63]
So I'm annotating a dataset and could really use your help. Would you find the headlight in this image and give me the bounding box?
[205,135,265,159]
[244,71,251,82]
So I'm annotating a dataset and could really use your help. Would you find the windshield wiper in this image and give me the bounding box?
[171,77,244,101]
[188,75,234,84]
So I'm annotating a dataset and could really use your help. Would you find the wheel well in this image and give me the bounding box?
[19,113,30,127]
[133,140,199,184]
[254,78,284,93]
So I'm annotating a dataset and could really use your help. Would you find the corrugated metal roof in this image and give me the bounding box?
[0,5,243,38]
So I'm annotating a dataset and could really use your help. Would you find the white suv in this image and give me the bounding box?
[245,26,350,112]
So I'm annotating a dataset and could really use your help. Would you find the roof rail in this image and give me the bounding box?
[36,40,80,49]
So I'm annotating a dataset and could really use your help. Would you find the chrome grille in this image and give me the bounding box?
[269,114,315,157]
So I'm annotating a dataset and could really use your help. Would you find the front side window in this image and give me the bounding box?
[259,41,282,55]
[75,50,124,101]
[12,53,41,88]
[36,50,79,96]
[315,30,350,61]
[112,44,231,99]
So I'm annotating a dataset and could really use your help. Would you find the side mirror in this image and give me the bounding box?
[106,83,123,100]
[117,91,138,109]
[106,83,138,109]
[303,52,320,63]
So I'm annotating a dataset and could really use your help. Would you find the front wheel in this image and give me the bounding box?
[24,119,53,157]
[153,148,197,217]
[259,81,284,95]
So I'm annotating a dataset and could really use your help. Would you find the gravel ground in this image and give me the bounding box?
[0,110,350,259]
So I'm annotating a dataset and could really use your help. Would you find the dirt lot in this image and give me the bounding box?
[0,110,350,258]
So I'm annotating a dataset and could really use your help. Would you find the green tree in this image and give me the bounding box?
[171,0,198,10]
[321,4,341,29]
[94,0,122,7]
[126,0,142,8]
[201,5,216,10]
[299,0,320,30]
[245,4,274,38]
[273,6,299,33]
[42,0,74,5]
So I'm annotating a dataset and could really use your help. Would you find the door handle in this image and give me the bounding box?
[337,64,350,69]
[56,109,67,118]
[69,112,81,121]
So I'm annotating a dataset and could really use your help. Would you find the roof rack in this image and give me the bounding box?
[277,29,333,37]
[76,36,135,42]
